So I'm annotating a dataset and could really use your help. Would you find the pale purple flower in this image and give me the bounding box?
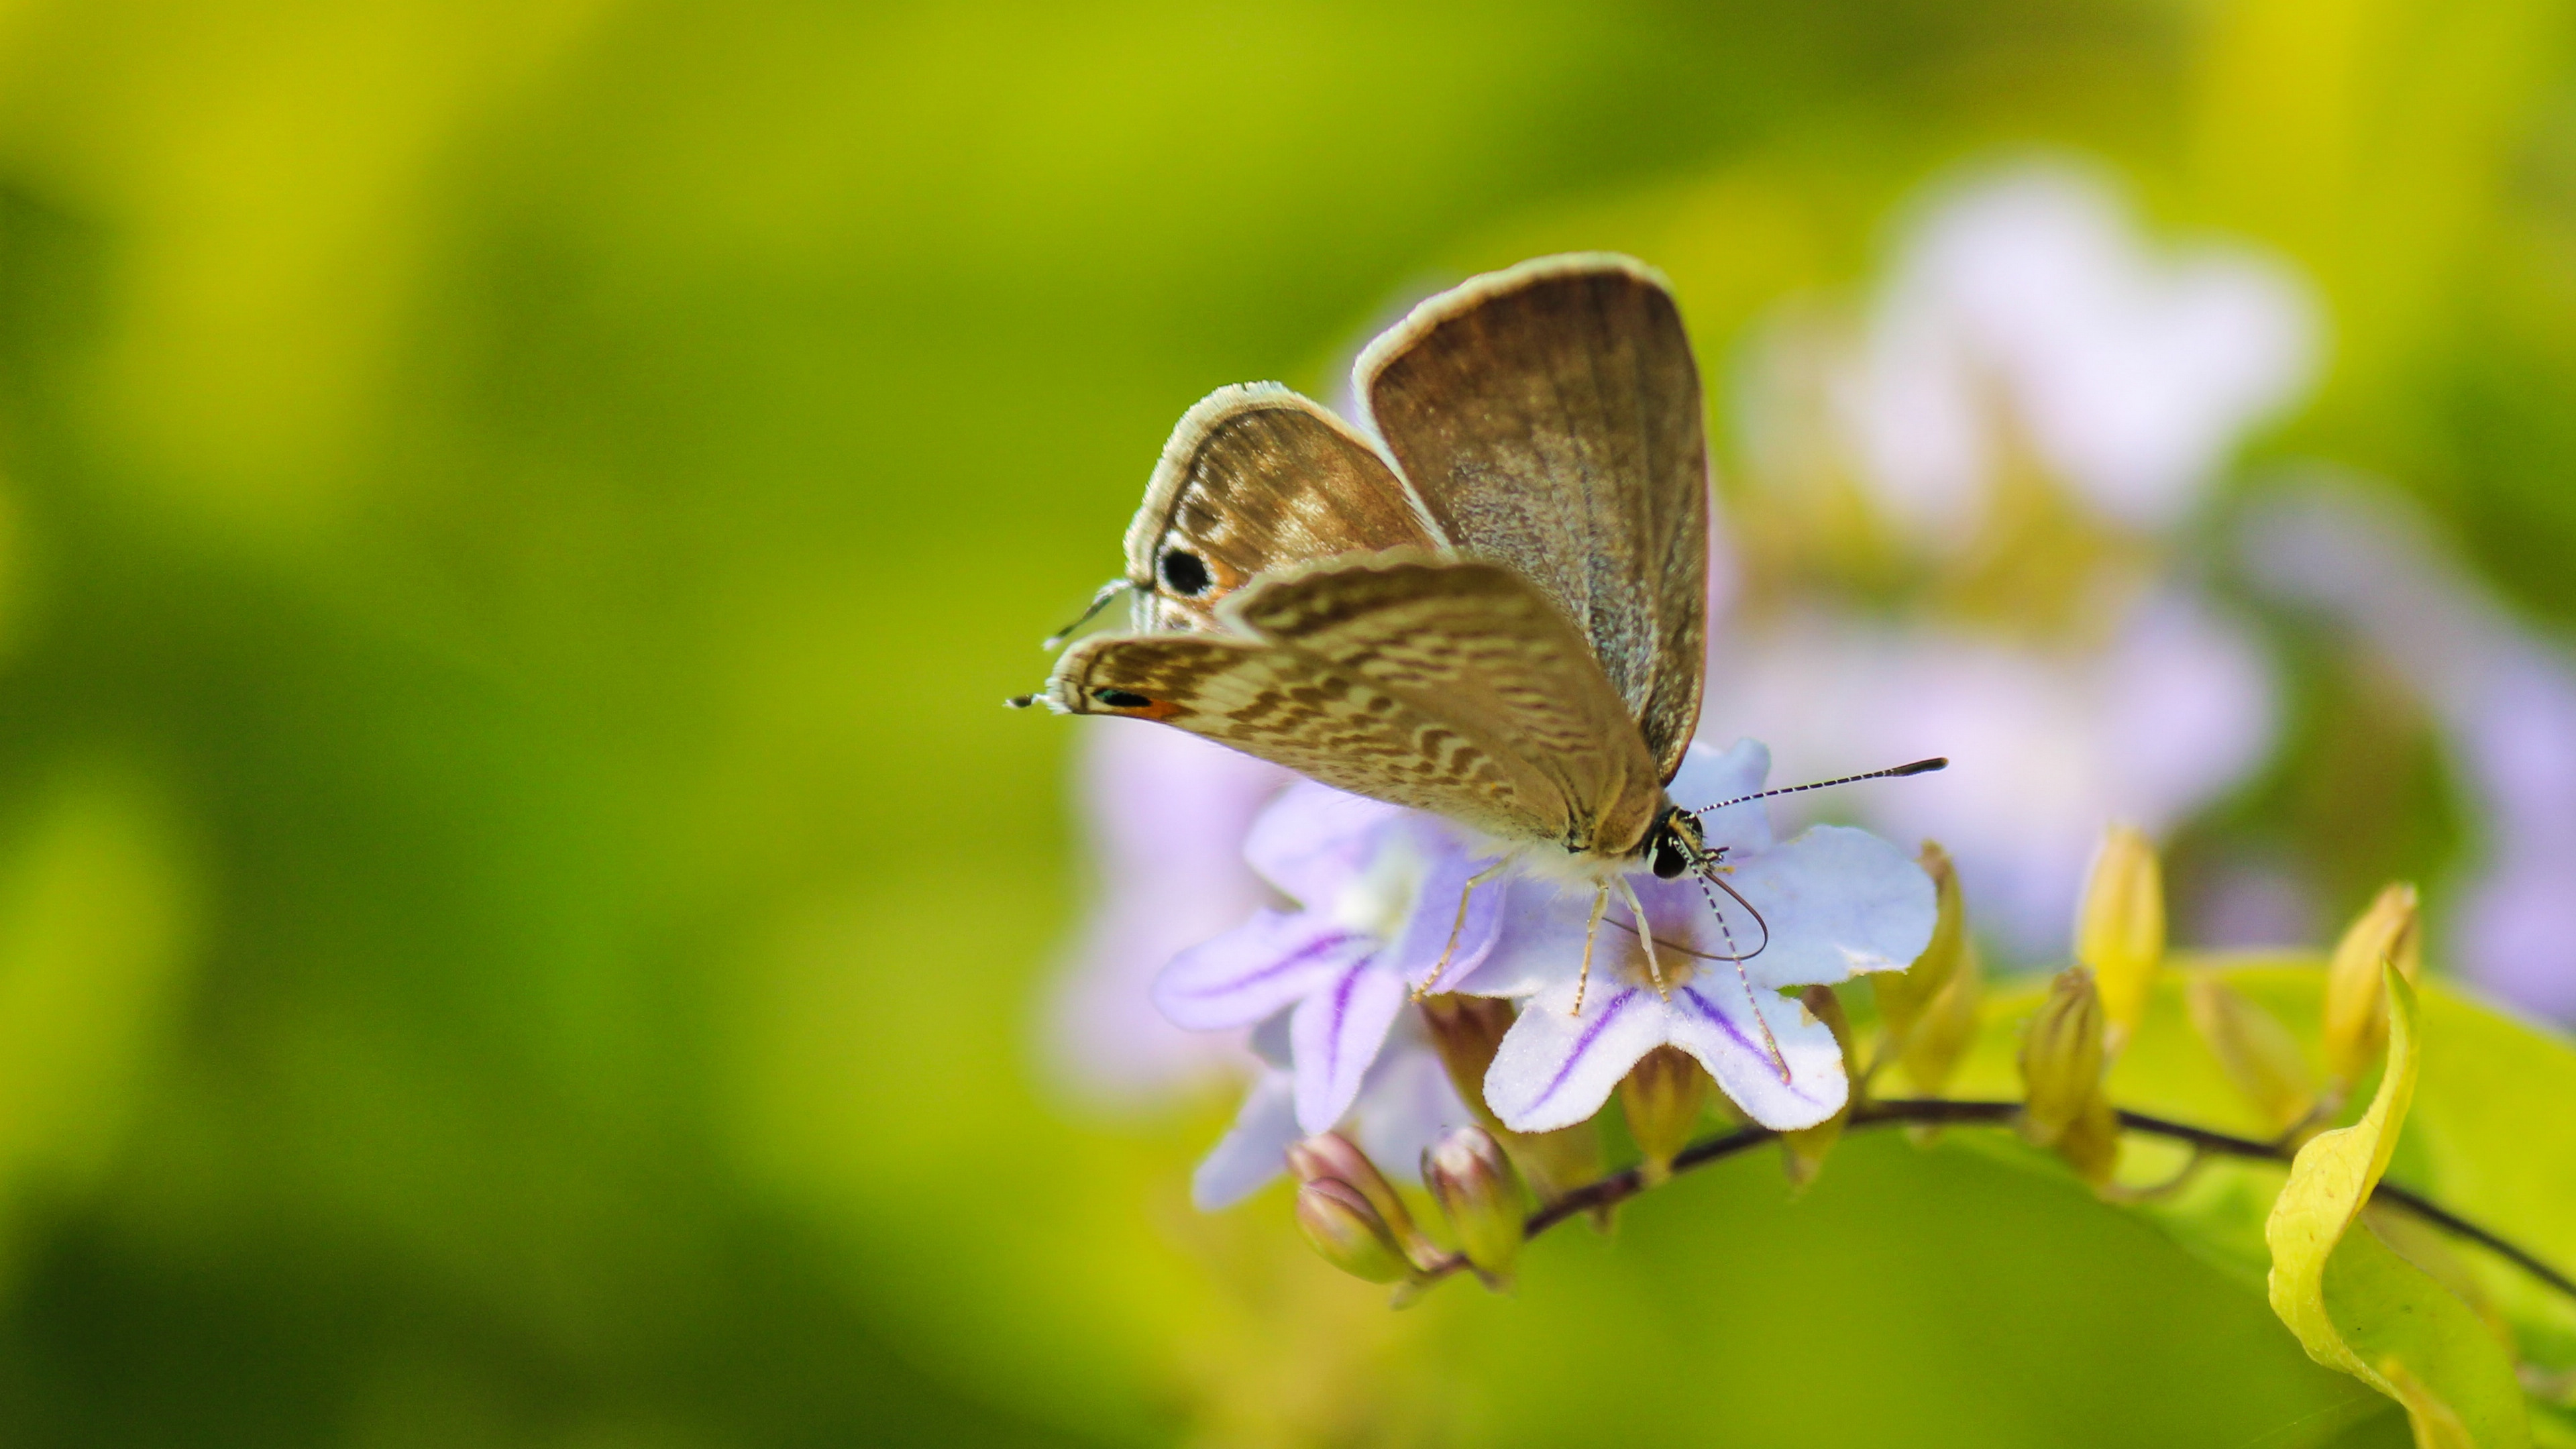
[2243,478,2576,1019]
[1719,161,2308,952]
[1190,1010,1474,1211]
[1152,782,1508,1135]
[1468,740,1936,1132]
[1711,590,2275,955]
[1043,718,1294,1107]
[1839,162,2315,542]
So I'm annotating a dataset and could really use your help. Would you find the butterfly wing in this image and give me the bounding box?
[1120,384,1444,631]
[1049,554,1665,859]
[1356,254,1709,783]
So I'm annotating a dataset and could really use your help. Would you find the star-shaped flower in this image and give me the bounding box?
[1151,782,1508,1135]
[1470,739,1936,1132]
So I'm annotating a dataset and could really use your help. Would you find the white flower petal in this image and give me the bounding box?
[1152,910,1371,1031]
[1244,781,1405,908]
[1190,1070,1299,1210]
[1666,983,1848,1129]
[1288,959,1410,1134]
[1666,738,1776,855]
[1483,981,1668,1134]
[1350,1036,1477,1186]
[1713,825,1935,988]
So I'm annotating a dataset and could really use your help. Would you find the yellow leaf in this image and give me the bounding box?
[2265,966,2530,1447]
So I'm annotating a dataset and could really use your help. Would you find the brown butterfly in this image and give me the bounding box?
[1022,255,1933,1018]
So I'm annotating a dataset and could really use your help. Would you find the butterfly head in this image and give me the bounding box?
[1645,806,1711,881]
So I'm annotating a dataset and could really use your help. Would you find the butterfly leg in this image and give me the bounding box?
[1612,875,1668,1000]
[1572,883,1611,1016]
[1415,857,1513,998]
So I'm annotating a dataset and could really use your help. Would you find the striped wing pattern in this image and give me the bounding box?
[1050,555,1664,858]
[1358,255,1709,783]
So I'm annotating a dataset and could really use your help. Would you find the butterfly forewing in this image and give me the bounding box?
[1050,555,1666,857]
[1121,384,1444,631]
[1357,255,1709,783]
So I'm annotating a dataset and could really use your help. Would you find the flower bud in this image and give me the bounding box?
[1424,1126,1525,1282]
[1876,841,1965,1052]
[1293,1179,1416,1285]
[2185,975,2316,1134]
[2075,824,2163,1053]
[2324,882,2422,1091]
[2019,967,2107,1149]
[1287,1132,1434,1267]
[1620,1045,1712,1184]
[1898,931,1984,1097]
[1781,986,1857,1190]
[1420,993,1602,1201]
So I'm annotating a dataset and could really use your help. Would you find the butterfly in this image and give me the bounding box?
[1023,254,1935,1040]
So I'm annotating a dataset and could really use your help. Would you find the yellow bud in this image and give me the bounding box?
[2019,967,2108,1148]
[1782,986,1858,1189]
[1876,841,1965,1051]
[2324,883,2421,1090]
[2053,1094,2122,1187]
[1620,1045,1712,1184]
[2075,824,2163,1052]
[2185,975,2317,1134]
[1898,930,1984,1097]
[1293,1179,1416,1285]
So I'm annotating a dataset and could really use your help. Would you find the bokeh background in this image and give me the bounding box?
[0,0,2571,1444]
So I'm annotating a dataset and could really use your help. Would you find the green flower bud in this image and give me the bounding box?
[1287,1132,1434,1267]
[2020,966,2108,1150]
[2185,975,2316,1134]
[1782,985,1858,1190]
[2324,882,2421,1091]
[1898,930,1984,1098]
[1424,1126,1525,1283]
[1421,993,1602,1202]
[1293,1179,1416,1285]
[1876,841,1965,1051]
[1619,1044,1711,1185]
[2075,824,2163,1053]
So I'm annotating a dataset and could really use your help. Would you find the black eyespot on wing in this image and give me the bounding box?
[1094,689,1155,709]
[1159,549,1212,596]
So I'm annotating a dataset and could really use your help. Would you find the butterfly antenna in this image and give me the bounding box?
[1041,579,1134,650]
[1694,757,1947,815]
[1678,839,1789,1083]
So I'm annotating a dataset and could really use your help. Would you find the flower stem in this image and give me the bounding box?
[1432,1098,2576,1305]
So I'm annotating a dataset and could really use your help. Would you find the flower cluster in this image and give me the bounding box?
[1133,733,1935,1216]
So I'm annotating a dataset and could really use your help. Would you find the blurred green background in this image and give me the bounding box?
[0,0,2569,1444]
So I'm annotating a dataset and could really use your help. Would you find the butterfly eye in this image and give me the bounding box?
[1093,688,1155,710]
[1159,549,1212,597]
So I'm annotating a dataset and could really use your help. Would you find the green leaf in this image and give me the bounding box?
[2265,966,2530,1447]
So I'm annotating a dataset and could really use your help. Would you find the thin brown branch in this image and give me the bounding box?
[1418,1097,2576,1305]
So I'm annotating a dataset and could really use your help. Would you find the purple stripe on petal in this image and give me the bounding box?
[1322,959,1367,1081]
[1679,985,1821,1102]
[1168,929,1363,1000]
[1525,989,1642,1114]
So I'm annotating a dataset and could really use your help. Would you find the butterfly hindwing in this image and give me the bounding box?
[1357,255,1709,784]
[1121,384,1444,631]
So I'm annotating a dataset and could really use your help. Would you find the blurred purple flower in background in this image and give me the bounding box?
[1044,720,1291,1107]
[1719,162,2316,955]
[2246,477,2576,1020]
